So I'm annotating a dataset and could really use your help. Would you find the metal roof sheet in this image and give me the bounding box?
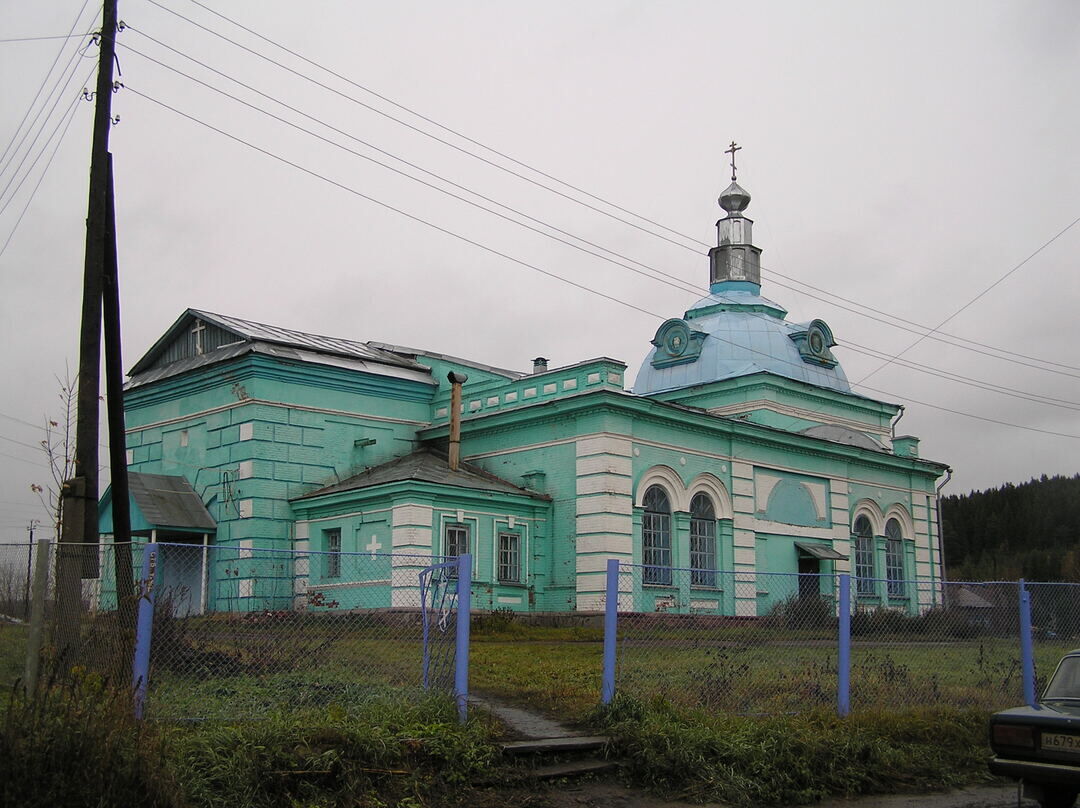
[128,473,216,531]
[295,448,549,501]
[794,540,847,561]
[130,309,428,377]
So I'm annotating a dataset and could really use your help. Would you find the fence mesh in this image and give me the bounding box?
[612,565,843,715]
[848,579,1023,711]
[609,565,1065,715]
[1026,581,1080,695]
[135,542,455,720]
[0,541,143,691]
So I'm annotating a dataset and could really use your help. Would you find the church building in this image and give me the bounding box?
[99,168,949,616]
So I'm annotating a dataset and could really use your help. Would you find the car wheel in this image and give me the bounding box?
[1039,787,1079,808]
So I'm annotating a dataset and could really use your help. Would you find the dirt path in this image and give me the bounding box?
[540,780,1028,808]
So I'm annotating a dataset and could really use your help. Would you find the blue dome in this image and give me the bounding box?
[633,289,851,395]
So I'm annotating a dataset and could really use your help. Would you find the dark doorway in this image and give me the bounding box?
[798,556,819,601]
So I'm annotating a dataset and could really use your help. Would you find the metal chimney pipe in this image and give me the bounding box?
[447,371,468,471]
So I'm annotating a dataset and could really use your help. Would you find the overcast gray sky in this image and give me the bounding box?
[1,0,1078,541]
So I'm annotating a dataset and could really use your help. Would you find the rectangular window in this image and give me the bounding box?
[855,536,875,596]
[642,512,672,586]
[690,518,716,588]
[498,532,520,583]
[444,523,469,578]
[885,538,905,597]
[324,528,341,579]
[445,523,469,558]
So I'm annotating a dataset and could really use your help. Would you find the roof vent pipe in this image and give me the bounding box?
[532,357,548,373]
[447,371,468,471]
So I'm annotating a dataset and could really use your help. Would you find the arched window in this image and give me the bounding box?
[642,485,672,585]
[885,518,905,597]
[853,515,875,596]
[689,493,717,587]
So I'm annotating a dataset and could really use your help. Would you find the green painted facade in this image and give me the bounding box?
[100,185,949,616]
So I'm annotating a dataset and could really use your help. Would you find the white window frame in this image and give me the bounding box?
[853,516,876,596]
[885,519,905,598]
[498,532,521,584]
[642,485,672,586]
[324,528,341,579]
[689,493,717,588]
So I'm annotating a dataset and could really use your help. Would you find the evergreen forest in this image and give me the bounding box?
[941,473,1080,581]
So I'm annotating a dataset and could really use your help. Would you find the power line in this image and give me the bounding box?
[853,212,1080,385]
[0,0,93,169]
[0,34,94,44]
[0,46,95,213]
[118,39,1080,415]
[0,433,44,452]
[0,16,97,190]
[0,76,89,258]
[143,0,704,253]
[157,0,1080,378]
[119,33,705,299]
[124,85,1080,442]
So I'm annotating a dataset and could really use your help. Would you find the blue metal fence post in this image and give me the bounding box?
[454,553,472,723]
[1019,578,1036,706]
[601,559,620,704]
[131,543,159,720]
[837,573,851,717]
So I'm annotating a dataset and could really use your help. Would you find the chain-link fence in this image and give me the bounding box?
[602,562,1080,716]
[1,540,468,721]
[606,564,845,715]
[1026,581,1080,693]
[128,542,465,720]
[848,579,1023,712]
[0,540,142,693]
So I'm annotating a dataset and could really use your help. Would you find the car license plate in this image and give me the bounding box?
[1042,733,1080,754]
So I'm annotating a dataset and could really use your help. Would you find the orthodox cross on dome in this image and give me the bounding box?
[725,141,741,181]
[191,319,206,355]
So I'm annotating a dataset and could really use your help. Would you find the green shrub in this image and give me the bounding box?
[1,667,177,807]
[167,691,500,808]
[591,696,993,806]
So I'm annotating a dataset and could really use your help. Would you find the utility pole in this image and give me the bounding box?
[24,520,39,621]
[55,0,121,657]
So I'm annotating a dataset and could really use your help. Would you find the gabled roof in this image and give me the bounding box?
[130,308,428,377]
[100,473,216,534]
[294,448,549,501]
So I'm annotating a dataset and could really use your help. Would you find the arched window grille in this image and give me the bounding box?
[853,515,875,596]
[689,493,717,587]
[885,518,905,597]
[642,485,672,585]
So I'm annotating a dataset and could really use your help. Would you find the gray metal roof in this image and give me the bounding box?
[295,448,549,501]
[366,341,526,379]
[794,540,847,561]
[130,309,427,376]
[128,473,216,531]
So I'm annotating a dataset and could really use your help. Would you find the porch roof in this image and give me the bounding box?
[293,448,550,502]
[99,472,216,535]
[794,540,847,561]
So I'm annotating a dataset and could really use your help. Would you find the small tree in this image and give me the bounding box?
[30,374,77,541]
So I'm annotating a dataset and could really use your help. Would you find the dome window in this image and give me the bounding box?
[790,319,839,369]
[649,318,707,369]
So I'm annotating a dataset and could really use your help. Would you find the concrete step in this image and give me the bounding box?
[529,757,621,780]
[501,735,610,755]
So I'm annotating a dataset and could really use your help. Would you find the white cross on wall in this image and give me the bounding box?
[191,319,206,355]
[365,535,382,557]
